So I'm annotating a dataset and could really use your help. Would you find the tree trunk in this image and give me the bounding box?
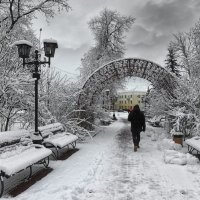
[5,117,10,131]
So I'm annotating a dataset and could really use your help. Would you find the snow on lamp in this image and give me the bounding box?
[13,40,33,58]
[43,39,58,58]
[105,89,110,96]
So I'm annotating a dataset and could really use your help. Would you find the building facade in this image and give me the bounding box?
[115,91,146,111]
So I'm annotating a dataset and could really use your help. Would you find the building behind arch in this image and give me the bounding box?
[116,91,146,111]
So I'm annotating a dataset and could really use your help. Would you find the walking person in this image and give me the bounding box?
[128,104,146,152]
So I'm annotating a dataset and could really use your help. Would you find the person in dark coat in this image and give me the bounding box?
[128,104,146,152]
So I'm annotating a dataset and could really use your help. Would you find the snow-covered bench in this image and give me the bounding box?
[100,119,112,126]
[0,130,52,197]
[185,136,200,155]
[148,115,164,127]
[38,123,78,159]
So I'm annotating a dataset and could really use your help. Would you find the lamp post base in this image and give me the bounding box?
[32,132,43,144]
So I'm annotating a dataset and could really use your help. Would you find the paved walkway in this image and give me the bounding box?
[3,115,200,200]
[70,117,200,200]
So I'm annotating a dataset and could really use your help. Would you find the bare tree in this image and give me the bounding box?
[171,32,192,77]
[80,8,135,81]
[0,0,71,34]
[89,8,135,60]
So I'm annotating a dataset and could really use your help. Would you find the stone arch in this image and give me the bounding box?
[78,58,179,109]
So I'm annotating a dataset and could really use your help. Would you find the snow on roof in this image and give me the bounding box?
[13,40,33,47]
[43,38,58,44]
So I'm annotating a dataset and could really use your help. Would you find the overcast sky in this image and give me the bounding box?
[33,0,200,84]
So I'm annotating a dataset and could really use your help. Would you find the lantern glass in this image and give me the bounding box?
[44,42,58,58]
[105,89,110,96]
[17,44,32,58]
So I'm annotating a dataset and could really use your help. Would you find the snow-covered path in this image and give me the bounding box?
[3,113,200,200]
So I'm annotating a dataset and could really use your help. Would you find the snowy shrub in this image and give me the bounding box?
[169,106,199,139]
[94,109,111,122]
[94,118,101,126]
[157,138,182,151]
[157,139,174,151]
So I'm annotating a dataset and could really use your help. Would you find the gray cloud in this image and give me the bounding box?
[33,0,200,75]
[136,0,200,33]
[51,43,90,77]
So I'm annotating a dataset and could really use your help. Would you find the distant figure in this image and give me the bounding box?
[112,113,117,120]
[128,104,146,152]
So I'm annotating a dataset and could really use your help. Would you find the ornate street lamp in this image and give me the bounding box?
[14,39,58,144]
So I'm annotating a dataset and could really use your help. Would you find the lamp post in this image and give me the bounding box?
[111,96,117,120]
[14,39,58,144]
[105,89,110,111]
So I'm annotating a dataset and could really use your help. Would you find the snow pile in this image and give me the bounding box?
[146,127,154,137]
[151,132,157,141]
[164,150,187,165]
[164,150,199,165]
[157,138,182,151]
[186,153,199,165]
[146,126,166,141]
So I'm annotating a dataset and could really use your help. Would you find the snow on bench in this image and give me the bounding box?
[0,130,52,197]
[38,123,78,159]
[100,119,112,126]
[185,136,200,154]
[147,115,164,127]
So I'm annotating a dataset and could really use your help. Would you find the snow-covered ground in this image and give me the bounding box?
[2,112,200,200]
